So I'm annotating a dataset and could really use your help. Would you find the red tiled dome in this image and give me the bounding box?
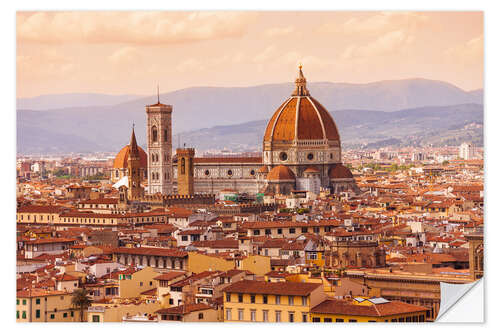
[304,167,320,173]
[266,165,296,181]
[263,67,340,143]
[329,164,353,179]
[113,144,147,169]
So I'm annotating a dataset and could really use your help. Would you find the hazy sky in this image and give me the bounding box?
[16,11,483,98]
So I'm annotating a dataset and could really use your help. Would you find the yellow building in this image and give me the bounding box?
[310,297,428,322]
[87,300,161,322]
[156,303,218,322]
[118,266,161,299]
[188,252,271,276]
[16,289,82,322]
[222,280,326,322]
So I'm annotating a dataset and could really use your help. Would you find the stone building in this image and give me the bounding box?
[111,66,358,197]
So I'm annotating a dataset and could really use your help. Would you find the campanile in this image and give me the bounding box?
[146,89,173,194]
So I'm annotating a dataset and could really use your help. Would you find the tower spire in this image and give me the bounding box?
[291,63,310,96]
[157,84,160,104]
[129,124,139,156]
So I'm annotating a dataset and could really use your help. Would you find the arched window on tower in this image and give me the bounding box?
[152,126,158,142]
[181,158,185,175]
[164,129,168,142]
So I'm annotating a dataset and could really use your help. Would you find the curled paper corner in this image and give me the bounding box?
[436,278,483,322]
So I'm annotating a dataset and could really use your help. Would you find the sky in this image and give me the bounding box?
[16,11,483,98]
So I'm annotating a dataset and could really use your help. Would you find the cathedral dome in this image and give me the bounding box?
[113,144,148,169]
[329,164,353,179]
[263,66,340,143]
[266,165,296,181]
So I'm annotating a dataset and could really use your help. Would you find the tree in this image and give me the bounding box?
[71,288,92,322]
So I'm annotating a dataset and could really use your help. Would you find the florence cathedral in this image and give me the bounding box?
[111,66,358,200]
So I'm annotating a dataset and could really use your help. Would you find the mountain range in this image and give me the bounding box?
[16,78,483,154]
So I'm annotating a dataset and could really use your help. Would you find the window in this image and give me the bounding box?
[16,299,19,305]
[263,310,269,322]
[16,311,19,319]
[263,295,268,304]
[22,299,26,305]
[336,318,344,322]
[288,296,294,305]
[349,319,357,322]
[275,295,281,304]
[164,129,168,142]
[169,299,174,305]
[22,311,27,319]
[227,169,233,176]
[275,311,281,322]
[313,227,320,233]
[226,293,231,302]
[289,228,296,234]
[50,314,55,319]
[238,294,243,303]
[324,318,332,322]
[71,311,74,317]
[92,315,100,322]
[302,313,308,322]
[63,312,68,318]
[289,312,294,322]
[226,308,232,321]
[198,313,204,320]
[406,317,411,322]
[36,310,40,318]
[140,282,143,286]
[250,295,255,303]
[307,153,314,160]
[312,317,320,322]
[251,310,256,322]
[368,320,376,322]
[265,229,271,235]
[238,309,244,321]
[301,227,308,233]
[253,230,260,236]
[152,126,158,142]
[277,228,282,235]
[181,236,188,241]
[302,296,307,306]
[181,158,185,174]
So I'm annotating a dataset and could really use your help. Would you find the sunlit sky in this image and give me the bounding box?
[16,11,483,98]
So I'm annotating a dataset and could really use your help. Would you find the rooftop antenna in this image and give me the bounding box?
[157,84,160,104]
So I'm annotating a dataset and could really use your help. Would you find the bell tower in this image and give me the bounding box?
[146,86,173,195]
[176,147,195,195]
[127,125,144,200]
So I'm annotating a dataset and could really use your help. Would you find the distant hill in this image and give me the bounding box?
[16,78,483,154]
[17,93,144,110]
[17,103,483,154]
[175,104,483,151]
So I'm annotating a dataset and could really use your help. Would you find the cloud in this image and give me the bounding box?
[108,47,141,66]
[176,58,205,73]
[253,45,277,63]
[319,12,428,36]
[340,30,415,60]
[17,48,77,80]
[444,35,483,65]
[264,26,296,38]
[17,11,257,45]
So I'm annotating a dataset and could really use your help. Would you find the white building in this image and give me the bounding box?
[458,142,475,160]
